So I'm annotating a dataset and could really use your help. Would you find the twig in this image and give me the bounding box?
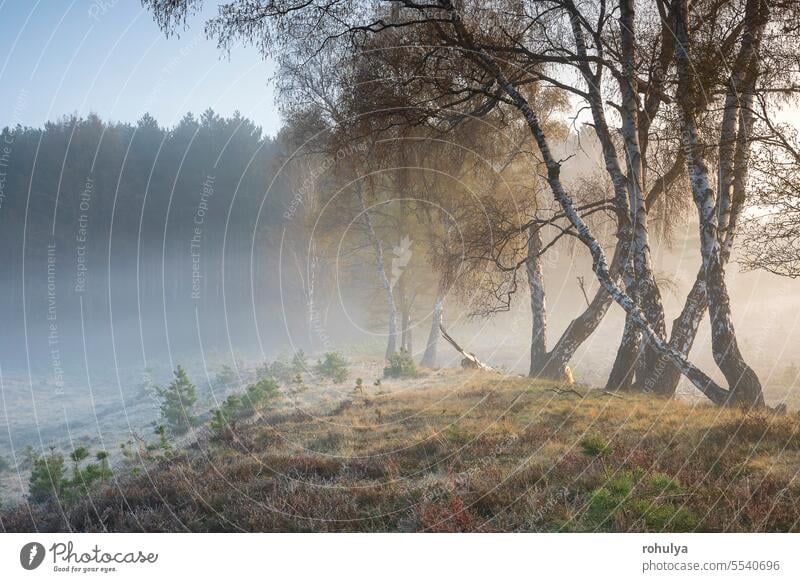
[547,386,587,398]
[577,276,591,306]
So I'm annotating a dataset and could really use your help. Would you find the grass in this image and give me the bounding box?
[3,369,800,532]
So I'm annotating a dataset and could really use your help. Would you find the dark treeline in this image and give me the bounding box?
[0,110,294,378]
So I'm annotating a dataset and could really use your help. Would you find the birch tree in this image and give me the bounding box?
[145,0,799,406]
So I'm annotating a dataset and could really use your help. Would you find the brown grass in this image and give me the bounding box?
[3,370,800,532]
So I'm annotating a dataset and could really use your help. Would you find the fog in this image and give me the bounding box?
[1,111,798,471]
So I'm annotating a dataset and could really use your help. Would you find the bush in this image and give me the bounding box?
[580,435,613,458]
[383,348,418,378]
[209,395,246,439]
[210,409,230,439]
[583,469,696,532]
[258,358,293,384]
[314,352,349,383]
[152,425,172,456]
[155,365,198,435]
[215,364,237,387]
[222,394,242,418]
[291,350,308,375]
[28,451,66,503]
[27,445,113,504]
[95,451,111,483]
[243,377,279,411]
[69,446,90,474]
[258,351,308,384]
[290,373,307,392]
[211,378,280,439]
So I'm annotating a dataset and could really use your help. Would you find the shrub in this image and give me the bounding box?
[582,469,696,532]
[291,350,308,375]
[383,348,418,378]
[255,360,271,380]
[28,451,67,503]
[210,395,245,439]
[27,445,112,504]
[632,500,697,531]
[291,373,307,392]
[95,451,111,483]
[211,378,280,439]
[580,435,613,458]
[584,471,635,529]
[222,394,242,418]
[66,446,114,498]
[215,364,237,387]
[243,377,279,412]
[69,446,90,478]
[155,365,198,435]
[210,409,231,439]
[152,425,172,455]
[314,352,349,383]
[259,358,293,384]
[586,486,623,527]
[649,472,681,494]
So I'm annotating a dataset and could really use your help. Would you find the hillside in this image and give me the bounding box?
[3,367,800,532]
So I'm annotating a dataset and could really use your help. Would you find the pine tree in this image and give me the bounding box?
[156,365,198,434]
[28,450,66,503]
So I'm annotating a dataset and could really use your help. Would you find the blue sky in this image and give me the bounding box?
[0,0,281,135]
[2,1,796,139]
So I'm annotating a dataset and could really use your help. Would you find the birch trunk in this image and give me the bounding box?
[606,311,641,391]
[618,0,667,388]
[450,19,734,404]
[645,60,759,397]
[530,235,624,380]
[422,212,451,368]
[673,0,764,407]
[401,308,413,353]
[306,242,318,351]
[526,225,549,376]
[355,182,397,359]
[421,288,444,367]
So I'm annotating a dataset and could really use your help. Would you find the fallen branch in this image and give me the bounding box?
[440,323,495,371]
[546,386,625,399]
[546,386,586,398]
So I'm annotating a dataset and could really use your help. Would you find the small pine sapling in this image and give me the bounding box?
[155,365,198,434]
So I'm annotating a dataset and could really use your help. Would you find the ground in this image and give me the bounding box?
[2,365,800,532]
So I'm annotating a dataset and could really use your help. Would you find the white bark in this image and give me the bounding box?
[421,289,444,367]
[449,19,733,404]
[440,324,493,371]
[673,0,764,407]
[355,181,398,359]
[526,225,549,375]
[645,43,760,397]
[617,0,667,387]
[538,239,624,380]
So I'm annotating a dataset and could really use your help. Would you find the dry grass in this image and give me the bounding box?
[3,369,800,532]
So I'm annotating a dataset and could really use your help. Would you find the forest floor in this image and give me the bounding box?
[2,365,800,532]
